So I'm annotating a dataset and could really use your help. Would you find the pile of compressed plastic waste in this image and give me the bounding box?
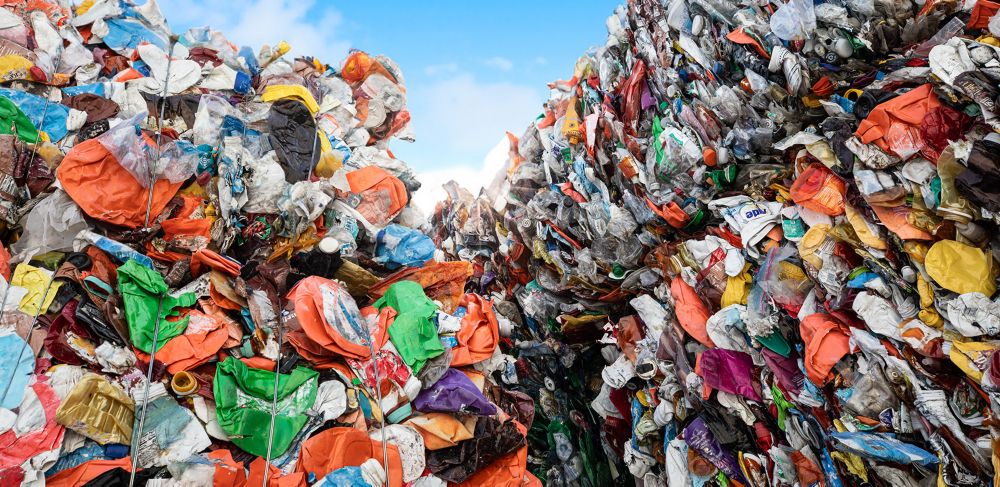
[0,1,543,486]
[430,0,1000,485]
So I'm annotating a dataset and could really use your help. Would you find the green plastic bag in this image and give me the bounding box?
[0,95,37,143]
[213,357,318,457]
[374,280,444,374]
[117,259,197,353]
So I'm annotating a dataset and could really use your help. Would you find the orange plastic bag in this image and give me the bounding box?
[57,137,182,228]
[148,310,228,374]
[341,51,398,85]
[247,456,305,487]
[46,458,133,487]
[287,276,389,361]
[790,163,846,216]
[346,166,409,224]
[670,279,715,348]
[450,293,500,366]
[870,205,932,240]
[206,449,247,487]
[191,248,241,277]
[968,0,1000,28]
[296,427,404,487]
[799,313,852,385]
[854,84,941,157]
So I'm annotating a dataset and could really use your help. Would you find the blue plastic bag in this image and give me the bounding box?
[313,466,372,487]
[103,18,168,55]
[375,224,435,269]
[0,88,69,142]
[829,432,939,466]
[0,333,35,409]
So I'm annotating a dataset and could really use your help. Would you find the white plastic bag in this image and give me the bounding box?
[770,0,817,41]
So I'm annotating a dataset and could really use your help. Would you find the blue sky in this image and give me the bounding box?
[165,0,616,209]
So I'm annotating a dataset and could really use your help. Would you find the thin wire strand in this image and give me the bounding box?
[128,294,164,487]
[143,41,177,229]
[262,303,284,486]
[0,276,55,404]
[363,325,390,486]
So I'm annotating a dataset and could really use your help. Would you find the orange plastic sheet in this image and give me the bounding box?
[287,276,389,362]
[57,137,182,228]
[670,278,715,348]
[855,84,941,157]
[450,293,500,366]
[799,313,853,385]
[46,458,133,487]
[296,427,404,487]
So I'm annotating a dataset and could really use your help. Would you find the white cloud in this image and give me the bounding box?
[417,73,541,153]
[423,62,459,77]
[164,0,350,64]
[413,136,510,213]
[396,70,541,212]
[483,56,513,71]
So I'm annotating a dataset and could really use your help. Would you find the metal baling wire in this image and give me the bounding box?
[262,299,284,486]
[263,87,316,486]
[363,319,391,486]
[127,294,164,487]
[130,36,178,487]
[143,37,178,229]
[0,8,75,410]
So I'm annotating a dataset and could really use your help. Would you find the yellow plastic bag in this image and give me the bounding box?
[949,340,999,382]
[11,263,62,316]
[798,224,831,270]
[925,240,997,296]
[261,84,320,115]
[845,205,887,250]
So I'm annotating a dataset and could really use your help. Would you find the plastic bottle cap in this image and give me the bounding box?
[318,236,341,254]
[171,371,198,396]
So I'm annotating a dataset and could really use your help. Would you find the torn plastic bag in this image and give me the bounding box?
[830,432,939,467]
[346,165,410,227]
[369,424,426,483]
[450,293,500,367]
[213,356,318,457]
[11,262,61,316]
[130,382,210,467]
[56,133,182,228]
[0,332,34,408]
[0,376,65,477]
[151,310,228,374]
[54,373,134,445]
[404,412,477,450]
[375,280,445,374]
[698,348,761,401]
[375,224,435,269]
[287,276,388,362]
[0,94,38,143]
[9,188,89,262]
[425,418,526,484]
[268,98,320,182]
[413,368,498,415]
[683,416,746,484]
[925,240,997,296]
[117,259,197,353]
[0,87,69,142]
[297,427,404,487]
